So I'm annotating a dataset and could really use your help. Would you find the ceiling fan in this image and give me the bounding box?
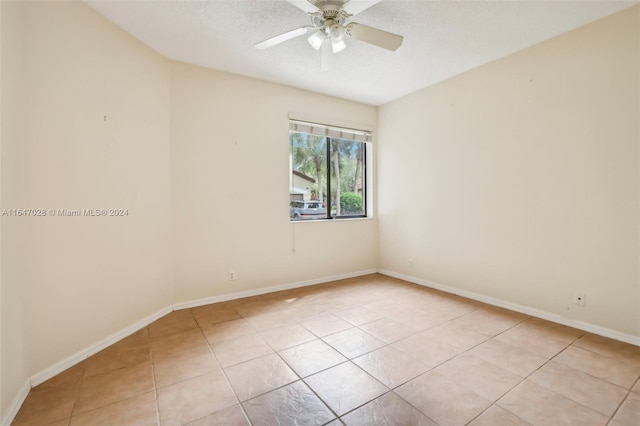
[255,0,403,70]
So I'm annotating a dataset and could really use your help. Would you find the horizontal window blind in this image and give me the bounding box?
[289,119,372,143]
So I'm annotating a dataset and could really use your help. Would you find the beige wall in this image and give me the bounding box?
[637,5,640,343]
[378,6,640,338]
[170,62,377,303]
[1,1,28,420]
[0,1,377,418]
[19,1,173,375]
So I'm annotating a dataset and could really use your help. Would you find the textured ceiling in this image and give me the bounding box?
[86,0,636,106]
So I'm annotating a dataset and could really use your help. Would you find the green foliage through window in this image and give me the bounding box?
[340,192,363,214]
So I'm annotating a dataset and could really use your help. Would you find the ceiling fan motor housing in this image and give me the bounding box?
[310,4,350,42]
[311,5,350,25]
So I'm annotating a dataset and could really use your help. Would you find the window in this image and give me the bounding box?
[289,120,370,221]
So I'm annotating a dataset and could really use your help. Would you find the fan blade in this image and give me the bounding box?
[286,0,319,13]
[255,26,312,50]
[342,0,382,16]
[345,22,403,51]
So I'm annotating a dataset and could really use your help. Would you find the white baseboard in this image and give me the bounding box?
[1,381,30,426]
[379,269,640,347]
[29,305,172,387]
[173,269,378,310]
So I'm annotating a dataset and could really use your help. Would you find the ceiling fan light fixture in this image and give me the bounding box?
[328,21,346,53]
[307,30,325,50]
[331,39,346,53]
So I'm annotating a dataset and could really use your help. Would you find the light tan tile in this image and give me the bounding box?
[341,392,437,426]
[258,323,316,351]
[243,380,335,425]
[573,333,640,363]
[296,285,336,298]
[521,318,583,343]
[433,353,522,401]
[74,362,155,415]
[363,299,406,316]
[286,291,327,306]
[528,360,628,416]
[395,370,492,426]
[210,331,273,368]
[260,289,299,302]
[17,363,87,425]
[334,306,385,326]
[224,353,298,401]
[198,300,238,311]
[394,288,448,309]
[323,327,386,359]
[300,314,353,337]
[84,345,150,378]
[108,329,150,354]
[13,387,77,425]
[353,346,430,388]
[387,308,454,331]
[554,345,639,388]
[416,296,480,318]
[278,339,347,378]
[153,346,220,388]
[150,328,208,358]
[232,299,273,317]
[497,381,609,426]
[448,308,527,337]
[286,303,329,322]
[242,311,297,332]
[41,420,69,426]
[392,333,462,367]
[324,302,358,315]
[234,300,275,318]
[359,318,419,343]
[610,391,640,426]
[467,405,531,426]
[202,319,255,345]
[386,290,437,310]
[31,361,85,393]
[191,304,241,328]
[420,322,489,350]
[157,371,237,426]
[227,295,266,306]
[69,391,157,426]
[494,324,570,358]
[148,310,198,338]
[304,362,388,416]
[186,404,250,426]
[468,338,547,377]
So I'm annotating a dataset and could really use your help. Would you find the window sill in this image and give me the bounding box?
[289,216,374,224]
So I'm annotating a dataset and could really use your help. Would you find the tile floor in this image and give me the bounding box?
[12,274,640,425]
